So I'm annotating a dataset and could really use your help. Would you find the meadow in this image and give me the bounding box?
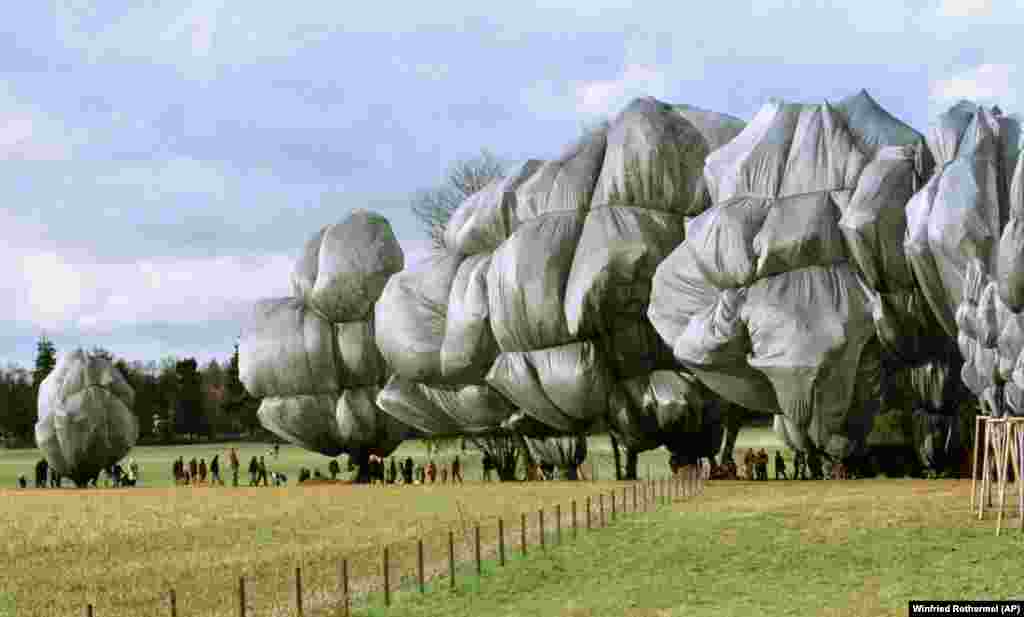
[3,427,1012,617]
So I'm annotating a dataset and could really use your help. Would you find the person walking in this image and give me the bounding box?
[774,450,788,480]
[757,449,769,480]
[258,456,269,486]
[426,460,437,484]
[452,455,463,484]
[189,458,199,487]
[482,452,493,482]
[210,454,222,486]
[35,458,48,488]
[229,448,240,487]
[329,459,341,480]
[248,456,259,486]
[389,458,397,484]
[403,457,414,484]
[198,459,208,485]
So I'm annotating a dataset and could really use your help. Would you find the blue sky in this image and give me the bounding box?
[1,0,1020,368]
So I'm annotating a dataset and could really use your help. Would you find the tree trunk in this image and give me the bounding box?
[719,404,744,465]
[624,449,639,481]
[609,434,623,481]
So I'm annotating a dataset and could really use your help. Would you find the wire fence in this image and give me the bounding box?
[77,466,706,617]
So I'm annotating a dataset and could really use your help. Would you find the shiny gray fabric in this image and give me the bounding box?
[240,210,417,456]
[375,253,461,383]
[650,90,924,458]
[376,377,515,436]
[35,349,139,483]
[291,210,404,322]
[239,297,338,398]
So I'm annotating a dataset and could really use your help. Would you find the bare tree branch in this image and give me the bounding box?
[410,149,505,251]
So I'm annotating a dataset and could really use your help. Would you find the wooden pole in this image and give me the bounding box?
[168,590,177,617]
[418,539,425,592]
[972,415,982,515]
[238,576,246,617]
[572,500,577,538]
[539,508,545,550]
[341,559,349,617]
[475,525,482,577]
[622,487,627,515]
[521,512,527,556]
[449,530,456,591]
[611,491,616,522]
[633,483,637,512]
[383,546,390,607]
[498,518,506,566]
[296,566,304,617]
[556,504,562,545]
[981,419,994,519]
[998,421,1011,535]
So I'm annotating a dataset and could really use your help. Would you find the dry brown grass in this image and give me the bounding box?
[0,480,634,617]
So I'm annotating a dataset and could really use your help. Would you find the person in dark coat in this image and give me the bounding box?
[210,455,222,485]
[403,457,414,484]
[389,458,398,484]
[482,452,494,482]
[198,459,208,485]
[258,456,269,486]
[189,458,199,486]
[35,458,48,488]
[451,455,463,484]
[248,456,259,486]
[774,450,787,479]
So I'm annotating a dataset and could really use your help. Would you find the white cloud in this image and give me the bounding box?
[9,247,294,335]
[930,64,1018,111]
[0,84,80,161]
[575,63,669,120]
[937,0,992,18]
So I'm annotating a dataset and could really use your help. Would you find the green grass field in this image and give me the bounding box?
[0,429,754,490]
[5,427,1006,617]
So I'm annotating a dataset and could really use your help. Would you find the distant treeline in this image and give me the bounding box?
[0,337,264,448]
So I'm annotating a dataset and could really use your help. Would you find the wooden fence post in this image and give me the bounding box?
[296,566,304,617]
[418,539,425,593]
[540,508,545,550]
[341,559,349,617]
[586,496,592,530]
[475,524,482,577]
[86,604,93,617]
[168,590,177,617]
[622,487,627,515]
[239,575,246,617]
[556,504,562,544]
[498,518,506,566]
[521,512,527,556]
[383,546,390,607]
[572,500,577,538]
[611,491,616,522]
[449,530,456,591]
[633,483,638,512]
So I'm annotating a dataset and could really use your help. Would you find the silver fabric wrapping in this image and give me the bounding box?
[240,297,338,398]
[290,210,404,322]
[35,349,139,482]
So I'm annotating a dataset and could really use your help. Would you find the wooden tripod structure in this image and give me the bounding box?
[971,416,1024,535]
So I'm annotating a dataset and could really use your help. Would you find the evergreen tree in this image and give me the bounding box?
[224,342,261,434]
[174,358,205,439]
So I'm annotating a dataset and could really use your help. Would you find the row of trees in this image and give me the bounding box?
[0,337,262,447]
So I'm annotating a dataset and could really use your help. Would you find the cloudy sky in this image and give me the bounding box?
[0,0,1019,368]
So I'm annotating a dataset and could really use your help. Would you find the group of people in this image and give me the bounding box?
[364,455,465,485]
[725,448,828,481]
[18,458,137,489]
